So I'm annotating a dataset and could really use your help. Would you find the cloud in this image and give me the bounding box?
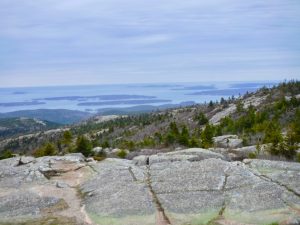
[0,0,299,86]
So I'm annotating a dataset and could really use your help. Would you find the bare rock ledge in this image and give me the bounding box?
[0,150,300,225]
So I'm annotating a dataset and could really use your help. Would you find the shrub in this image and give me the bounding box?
[267,140,296,159]
[0,150,14,160]
[117,149,127,159]
[33,143,57,158]
[93,156,106,161]
[297,153,300,163]
[101,140,110,148]
[248,152,257,159]
[189,137,200,147]
[165,133,176,146]
[92,149,107,161]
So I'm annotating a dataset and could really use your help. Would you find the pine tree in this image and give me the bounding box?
[76,136,92,157]
[200,124,215,148]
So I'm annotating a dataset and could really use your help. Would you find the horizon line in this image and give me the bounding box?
[0,79,286,89]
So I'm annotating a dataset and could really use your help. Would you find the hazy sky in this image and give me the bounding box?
[0,0,299,87]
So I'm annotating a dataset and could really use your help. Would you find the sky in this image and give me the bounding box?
[0,0,299,87]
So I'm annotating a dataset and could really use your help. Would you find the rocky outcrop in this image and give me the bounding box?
[210,144,271,161]
[0,153,93,225]
[133,148,225,166]
[213,135,243,149]
[1,150,300,225]
[209,104,236,124]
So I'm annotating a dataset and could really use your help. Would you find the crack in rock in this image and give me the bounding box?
[38,162,88,180]
[259,173,300,198]
[128,166,138,182]
[246,164,300,198]
[15,157,34,167]
[279,197,300,214]
[146,157,171,225]
[206,173,229,225]
[38,169,60,180]
[219,173,228,217]
[87,164,98,174]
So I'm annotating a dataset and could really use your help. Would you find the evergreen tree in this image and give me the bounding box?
[62,130,72,145]
[236,100,244,113]
[195,112,208,126]
[169,122,179,136]
[179,125,190,146]
[76,136,92,157]
[200,124,215,148]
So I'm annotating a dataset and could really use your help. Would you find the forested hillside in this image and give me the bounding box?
[0,117,60,140]
[1,81,299,162]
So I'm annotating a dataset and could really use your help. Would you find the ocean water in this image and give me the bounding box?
[0,81,277,113]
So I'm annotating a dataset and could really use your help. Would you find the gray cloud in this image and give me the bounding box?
[0,0,299,86]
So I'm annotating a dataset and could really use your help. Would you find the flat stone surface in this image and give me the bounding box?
[0,151,300,225]
[244,159,300,196]
[80,159,155,225]
[0,154,92,225]
[0,190,61,218]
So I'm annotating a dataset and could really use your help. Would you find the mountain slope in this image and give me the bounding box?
[70,80,300,160]
[0,81,299,161]
[0,109,92,124]
[0,117,60,140]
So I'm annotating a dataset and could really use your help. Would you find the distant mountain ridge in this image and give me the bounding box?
[0,109,92,125]
[0,117,60,140]
[0,102,196,124]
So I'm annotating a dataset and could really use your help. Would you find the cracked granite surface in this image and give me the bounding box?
[0,150,300,225]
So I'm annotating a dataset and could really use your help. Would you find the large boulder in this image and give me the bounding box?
[213,134,243,148]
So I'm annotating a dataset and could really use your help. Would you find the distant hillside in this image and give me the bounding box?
[69,80,300,160]
[0,117,60,140]
[97,101,196,115]
[1,81,299,162]
[0,109,92,124]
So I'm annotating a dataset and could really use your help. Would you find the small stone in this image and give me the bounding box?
[56,181,69,188]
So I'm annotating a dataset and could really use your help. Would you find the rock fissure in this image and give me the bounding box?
[87,164,98,174]
[146,159,171,225]
[15,157,34,166]
[260,173,300,197]
[279,197,300,214]
[247,166,300,198]
[128,166,138,182]
[153,184,251,195]
[218,173,229,218]
[221,174,228,192]
[38,168,60,180]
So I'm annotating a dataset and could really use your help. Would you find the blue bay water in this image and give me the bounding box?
[0,81,277,113]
